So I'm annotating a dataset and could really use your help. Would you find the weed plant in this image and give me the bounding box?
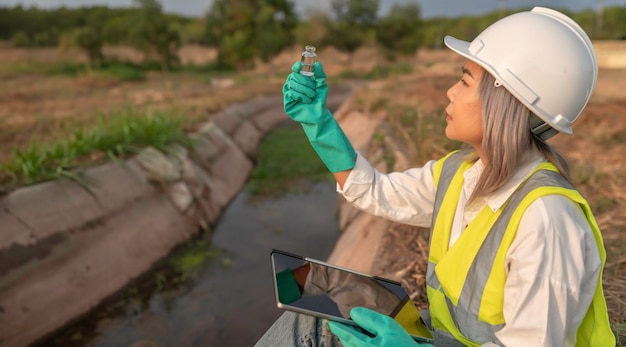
[2,107,192,187]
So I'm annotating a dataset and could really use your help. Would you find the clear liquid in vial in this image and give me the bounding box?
[300,45,316,76]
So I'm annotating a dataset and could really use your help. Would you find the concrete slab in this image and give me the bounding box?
[3,180,102,243]
[0,194,200,347]
[207,142,253,209]
[326,213,390,274]
[249,107,289,133]
[232,120,263,157]
[136,147,182,183]
[213,107,246,136]
[189,134,220,166]
[0,208,32,249]
[81,160,156,213]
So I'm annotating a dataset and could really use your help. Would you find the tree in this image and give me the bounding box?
[599,6,626,39]
[255,0,298,62]
[131,0,181,70]
[75,27,104,67]
[294,10,330,48]
[326,0,379,52]
[102,12,135,45]
[377,2,423,55]
[11,31,31,47]
[204,0,297,69]
[176,19,206,45]
[331,0,379,26]
[205,0,255,69]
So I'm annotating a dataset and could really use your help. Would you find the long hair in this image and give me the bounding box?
[467,71,571,202]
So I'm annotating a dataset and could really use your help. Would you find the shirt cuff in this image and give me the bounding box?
[336,151,375,195]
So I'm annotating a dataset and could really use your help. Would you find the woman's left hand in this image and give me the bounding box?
[327,307,433,347]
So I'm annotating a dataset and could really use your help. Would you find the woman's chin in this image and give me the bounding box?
[444,127,455,141]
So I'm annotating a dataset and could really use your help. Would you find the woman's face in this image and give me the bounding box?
[445,60,484,153]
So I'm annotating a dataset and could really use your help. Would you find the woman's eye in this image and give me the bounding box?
[460,78,468,86]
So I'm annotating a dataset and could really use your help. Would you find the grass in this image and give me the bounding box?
[0,59,148,82]
[88,64,146,81]
[246,123,333,197]
[0,58,236,81]
[336,62,413,81]
[1,107,193,188]
[0,60,85,77]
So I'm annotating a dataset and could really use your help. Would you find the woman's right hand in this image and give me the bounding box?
[282,61,328,124]
[281,60,356,174]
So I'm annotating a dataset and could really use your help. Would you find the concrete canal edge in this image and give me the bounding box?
[0,86,411,347]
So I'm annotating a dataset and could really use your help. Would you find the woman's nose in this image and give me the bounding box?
[447,83,456,102]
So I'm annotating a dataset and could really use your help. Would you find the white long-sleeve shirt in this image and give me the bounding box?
[337,152,602,347]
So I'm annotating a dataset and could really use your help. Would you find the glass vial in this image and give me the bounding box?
[300,45,316,76]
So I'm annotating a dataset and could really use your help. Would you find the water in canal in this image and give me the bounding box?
[44,182,339,347]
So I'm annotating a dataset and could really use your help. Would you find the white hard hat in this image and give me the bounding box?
[444,7,598,139]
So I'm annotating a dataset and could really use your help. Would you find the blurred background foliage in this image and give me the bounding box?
[0,0,625,70]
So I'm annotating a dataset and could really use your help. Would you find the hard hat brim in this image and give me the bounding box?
[443,36,499,77]
[444,36,472,59]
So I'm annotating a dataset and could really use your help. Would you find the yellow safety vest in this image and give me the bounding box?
[426,151,616,346]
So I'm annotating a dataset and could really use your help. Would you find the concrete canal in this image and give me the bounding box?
[37,125,341,347]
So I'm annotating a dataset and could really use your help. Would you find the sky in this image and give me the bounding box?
[0,0,624,18]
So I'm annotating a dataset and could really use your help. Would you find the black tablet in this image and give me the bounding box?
[270,249,433,343]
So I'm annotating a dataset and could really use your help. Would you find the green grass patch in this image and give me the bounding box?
[0,57,240,80]
[336,62,414,81]
[166,239,228,286]
[0,59,147,81]
[178,61,236,74]
[92,63,146,81]
[247,123,333,197]
[364,63,413,80]
[336,69,361,80]
[0,60,85,77]
[2,107,193,187]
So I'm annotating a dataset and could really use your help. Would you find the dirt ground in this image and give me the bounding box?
[1,43,625,338]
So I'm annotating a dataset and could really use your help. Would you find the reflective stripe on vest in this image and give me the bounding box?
[426,151,616,346]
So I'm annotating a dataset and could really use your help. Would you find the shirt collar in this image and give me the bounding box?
[463,152,547,212]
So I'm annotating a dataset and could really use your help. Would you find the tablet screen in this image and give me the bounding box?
[270,249,433,342]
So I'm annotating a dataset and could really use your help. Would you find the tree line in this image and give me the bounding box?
[1,0,625,70]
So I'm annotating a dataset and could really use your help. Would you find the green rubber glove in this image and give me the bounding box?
[283,61,356,173]
[328,307,433,347]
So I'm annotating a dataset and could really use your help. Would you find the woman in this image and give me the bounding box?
[257,7,615,347]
